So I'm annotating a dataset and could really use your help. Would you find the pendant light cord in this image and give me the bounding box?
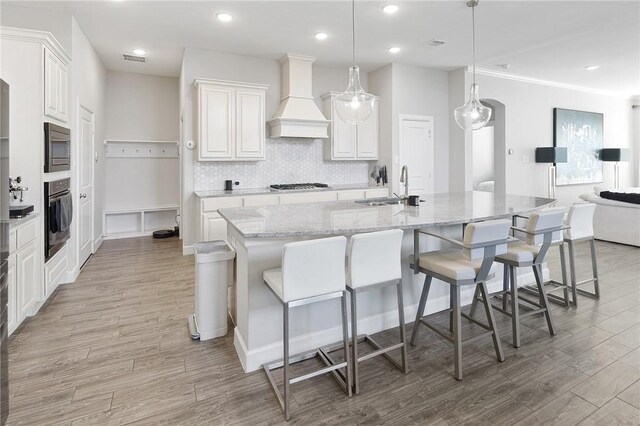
[472,1,476,85]
[352,0,356,66]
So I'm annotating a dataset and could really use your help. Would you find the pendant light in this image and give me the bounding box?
[454,0,491,131]
[334,0,376,124]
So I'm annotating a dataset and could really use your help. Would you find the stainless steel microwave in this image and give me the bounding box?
[44,122,70,173]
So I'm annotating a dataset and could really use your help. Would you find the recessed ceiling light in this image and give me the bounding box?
[585,65,599,71]
[388,47,401,54]
[132,48,146,56]
[382,4,399,14]
[216,12,233,22]
[314,32,328,41]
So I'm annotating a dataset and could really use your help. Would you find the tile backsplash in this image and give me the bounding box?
[194,138,373,190]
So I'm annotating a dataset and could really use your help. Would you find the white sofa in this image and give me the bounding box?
[579,187,640,247]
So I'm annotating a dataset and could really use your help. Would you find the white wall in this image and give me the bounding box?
[391,64,450,194]
[472,72,636,206]
[472,125,494,186]
[106,71,179,140]
[0,3,72,52]
[180,48,372,251]
[104,71,179,210]
[368,64,393,180]
[369,63,450,195]
[70,16,107,272]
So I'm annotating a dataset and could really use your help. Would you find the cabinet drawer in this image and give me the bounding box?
[365,188,390,199]
[279,191,337,205]
[16,220,38,250]
[243,194,279,207]
[45,245,67,297]
[337,190,365,200]
[201,197,243,212]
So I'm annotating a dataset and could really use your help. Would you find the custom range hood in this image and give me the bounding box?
[267,53,329,139]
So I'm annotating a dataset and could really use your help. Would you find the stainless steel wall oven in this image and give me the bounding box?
[44,178,72,261]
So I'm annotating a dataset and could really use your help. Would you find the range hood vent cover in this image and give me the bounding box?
[268,54,329,139]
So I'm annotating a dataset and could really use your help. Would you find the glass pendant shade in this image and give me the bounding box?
[335,66,376,124]
[454,83,491,130]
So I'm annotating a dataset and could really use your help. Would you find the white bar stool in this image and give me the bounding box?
[262,236,352,421]
[474,207,566,348]
[410,219,512,381]
[564,203,599,305]
[320,229,408,395]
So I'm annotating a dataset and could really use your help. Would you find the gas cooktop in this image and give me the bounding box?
[269,183,330,191]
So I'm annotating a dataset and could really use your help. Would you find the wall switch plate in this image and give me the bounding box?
[522,155,530,163]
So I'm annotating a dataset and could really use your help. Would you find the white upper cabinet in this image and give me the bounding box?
[235,88,266,159]
[44,46,69,123]
[195,79,269,161]
[321,92,379,161]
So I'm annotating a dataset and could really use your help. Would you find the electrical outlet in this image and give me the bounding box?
[522,155,530,163]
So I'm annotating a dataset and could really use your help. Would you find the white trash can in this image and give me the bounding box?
[188,241,235,341]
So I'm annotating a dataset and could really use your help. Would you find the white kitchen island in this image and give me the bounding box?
[218,191,555,372]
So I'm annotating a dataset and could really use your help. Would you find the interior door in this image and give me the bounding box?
[78,105,94,268]
[399,116,434,197]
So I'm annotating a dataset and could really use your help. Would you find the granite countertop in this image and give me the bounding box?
[194,183,389,198]
[218,192,556,239]
[9,211,39,229]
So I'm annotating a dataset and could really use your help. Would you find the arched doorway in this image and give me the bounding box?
[471,99,506,195]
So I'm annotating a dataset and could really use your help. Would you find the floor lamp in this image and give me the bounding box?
[601,148,630,189]
[536,147,568,199]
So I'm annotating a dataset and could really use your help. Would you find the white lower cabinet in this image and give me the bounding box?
[17,242,37,321]
[202,212,229,242]
[196,187,390,243]
[8,219,41,336]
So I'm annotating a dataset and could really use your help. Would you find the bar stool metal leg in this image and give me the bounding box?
[478,281,505,362]
[468,285,481,318]
[567,240,579,306]
[449,289,455,333]
[533,265,556,335]
[350,290,359,395]
[510,265,521,348]
[502,264,509,312]
[283,303,291,420]
[589,238,600,298]
[341,291,353,397]
[559,243,570,307]
[452,285,463,381]
[396,280,409,374]
[411,275,432,345]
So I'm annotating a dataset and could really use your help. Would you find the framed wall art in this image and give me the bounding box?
[553,108,603,186]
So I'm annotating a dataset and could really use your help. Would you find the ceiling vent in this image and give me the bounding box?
[122,53,146,63]
[421,39,446,47]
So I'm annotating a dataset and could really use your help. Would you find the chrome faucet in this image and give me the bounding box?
[399,165,409,199]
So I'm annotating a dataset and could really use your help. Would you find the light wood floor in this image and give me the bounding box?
[6,236,640,425]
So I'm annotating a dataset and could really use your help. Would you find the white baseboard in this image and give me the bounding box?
[61,268,80,284]
[183,244,194,256]
[94,235,104,251]
[236,266,545,373]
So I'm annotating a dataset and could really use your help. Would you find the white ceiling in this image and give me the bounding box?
[8,1,640,96]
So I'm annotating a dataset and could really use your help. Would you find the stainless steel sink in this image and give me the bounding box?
[354,197,404,206]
